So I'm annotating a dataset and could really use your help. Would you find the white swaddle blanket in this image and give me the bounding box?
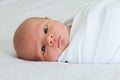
[58,0,120,64]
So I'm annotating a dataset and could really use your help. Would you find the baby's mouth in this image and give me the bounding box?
[57,35,61,48]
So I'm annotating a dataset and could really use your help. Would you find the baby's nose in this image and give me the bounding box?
[46,34,53,46]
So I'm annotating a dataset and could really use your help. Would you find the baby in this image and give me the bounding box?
[14,17,71,61]
[14,0,120,63]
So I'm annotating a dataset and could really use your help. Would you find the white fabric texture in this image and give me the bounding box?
[58,0,120,64]
[1,0,120,80]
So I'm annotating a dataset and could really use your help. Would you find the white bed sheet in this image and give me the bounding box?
[1,0,120,80]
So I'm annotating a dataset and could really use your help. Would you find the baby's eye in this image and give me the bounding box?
[44,26,48,34]
[41,45,45,52]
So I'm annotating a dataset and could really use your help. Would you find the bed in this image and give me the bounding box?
[0,0,120,80]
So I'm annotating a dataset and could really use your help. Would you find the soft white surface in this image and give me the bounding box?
[1,0,120,80]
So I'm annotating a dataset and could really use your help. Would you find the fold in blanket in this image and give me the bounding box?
[58,0,120,64]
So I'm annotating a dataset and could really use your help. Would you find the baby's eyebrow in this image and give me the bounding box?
[41,21,48,27]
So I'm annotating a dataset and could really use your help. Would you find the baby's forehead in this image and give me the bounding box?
[24,17,53,27]
[20,17,52,34]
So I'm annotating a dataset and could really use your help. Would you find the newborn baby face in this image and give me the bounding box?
[14,17,70,61]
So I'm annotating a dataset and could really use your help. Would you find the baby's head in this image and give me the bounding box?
[14,17,70,61]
